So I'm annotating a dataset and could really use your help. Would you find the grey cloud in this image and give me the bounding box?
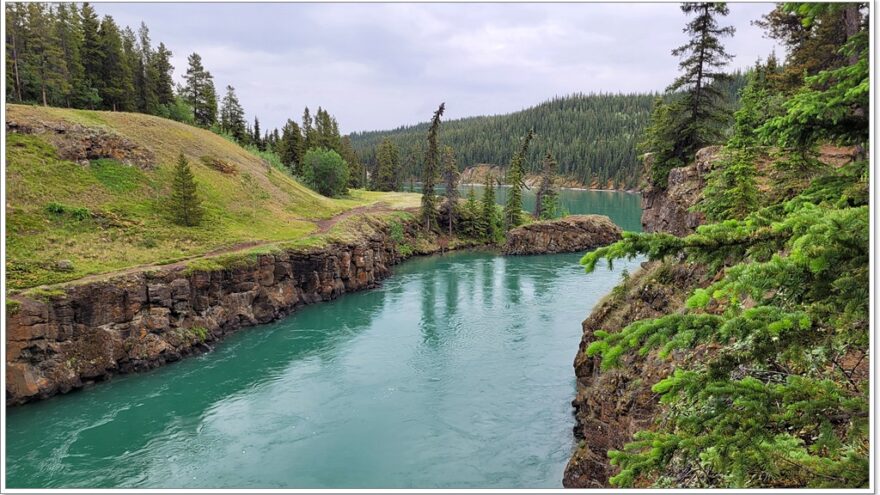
[93,3,780,134]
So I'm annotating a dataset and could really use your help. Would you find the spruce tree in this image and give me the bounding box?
[442,145,460,235]
[534,151,559,220]
[340,136,364,188]
[5,3,26,102]
[182,52,217,127]
[302,107,315,151]
[252,117,263,150]
[25,3,65,107]
[374,137,400,191]
[136,22,159,114]
[79,2,102,108]
[219,85,247,142]
[421,103,445,231]
[169,153,204,226]
[54,3,88,108]
[503,129,534,229]
[151,42,175,107]
[641,2,735,188]
[480,175,498,243]
[97,16,133,111]
[277,119,304,174]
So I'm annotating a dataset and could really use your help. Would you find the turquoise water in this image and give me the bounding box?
[424,185,642,232]
[5,191,642,489]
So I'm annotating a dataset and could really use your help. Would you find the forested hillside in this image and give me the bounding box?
[350,93,658,189]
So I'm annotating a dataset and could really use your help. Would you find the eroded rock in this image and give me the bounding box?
[502,215,621,255]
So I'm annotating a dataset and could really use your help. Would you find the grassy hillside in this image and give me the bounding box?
[5,104,419,290]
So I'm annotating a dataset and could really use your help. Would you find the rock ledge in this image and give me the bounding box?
[503,215,622,255]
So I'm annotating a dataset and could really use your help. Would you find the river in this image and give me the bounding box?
[5,190,643,489]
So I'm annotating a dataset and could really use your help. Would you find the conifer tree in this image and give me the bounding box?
[25,4,65,106]
[169,153,204,226]
[421,102,445,231]
[374,137,400,191]
[534,151,559,220]
[135,22,160,114]
[503,129,534,229]
[219,85,247,142]
[277,119,304,174]
[641,2,735,188]
[79,2,102,108]
[480,175,498,242]
[182,53,217,127]
[97,16,133,111]
[5,3,26,102]
[302,107,316,151]
[151,42,175,107]
[54,3,88,108]
[442,145,460,235]
[340,136,364,188]
[252,117,263,150]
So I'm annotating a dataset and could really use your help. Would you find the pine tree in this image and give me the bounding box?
[314,107,342,152]
[182,53,217,127]
[374,137,400,191]
[219,85,247,142]
[169,153,204,226]
[442,145,460,235]
[534,151,559,219]
[421,102,445,231]
[503,129,534,229]
[277,119,304,175]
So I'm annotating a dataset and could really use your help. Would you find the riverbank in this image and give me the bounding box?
[6,211,486,406]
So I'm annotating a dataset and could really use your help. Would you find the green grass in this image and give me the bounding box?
[5,104,419,290]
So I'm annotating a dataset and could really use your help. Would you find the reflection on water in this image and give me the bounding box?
[6,192,643,489]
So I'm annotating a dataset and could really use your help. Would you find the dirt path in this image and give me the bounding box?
[21,202,408,291]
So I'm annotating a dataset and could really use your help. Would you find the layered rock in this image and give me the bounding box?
[639,146,719,235]
[562,261,707,487]
[502,215,621,255]
[6,220,423,405]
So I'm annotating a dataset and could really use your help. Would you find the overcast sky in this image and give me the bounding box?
[94,2,781,134]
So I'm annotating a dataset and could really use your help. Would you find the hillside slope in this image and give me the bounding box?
[350,93,658,189]
[5,104,418,290]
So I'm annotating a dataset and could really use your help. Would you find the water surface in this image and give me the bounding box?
[6,191,642,489]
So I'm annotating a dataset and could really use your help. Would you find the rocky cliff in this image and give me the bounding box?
[503,215,621,255]
[6,216,434,405]
[639,146,720,235]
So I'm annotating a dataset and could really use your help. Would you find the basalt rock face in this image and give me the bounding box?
[562,260,708,488]
[502,215,621,255]
[6,225,415,406]
[639,146,720,235]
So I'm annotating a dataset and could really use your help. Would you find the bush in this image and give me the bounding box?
[301,148,349,197]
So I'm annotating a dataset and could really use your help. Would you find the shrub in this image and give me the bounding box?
[301,148,349,197]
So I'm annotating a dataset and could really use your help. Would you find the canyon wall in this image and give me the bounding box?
[6,217,425,405]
